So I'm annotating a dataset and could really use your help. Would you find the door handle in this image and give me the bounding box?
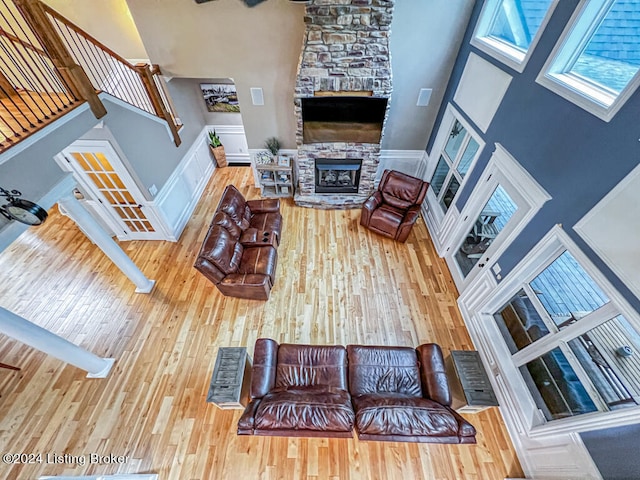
[478,263,485,268]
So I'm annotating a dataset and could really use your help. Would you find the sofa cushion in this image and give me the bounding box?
[352,393,474,438]
[347,345,422,397]
[220,186,250,230]
[369,205,404,236]
[380,171,426,209]
[254,387,355,433]
[275,344,348,390]
[237,246,277,282]
[201,226,243,274]
[211,211,242,239]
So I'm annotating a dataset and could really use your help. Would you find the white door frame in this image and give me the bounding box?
[56,140,171,241]
[442,143,551,291]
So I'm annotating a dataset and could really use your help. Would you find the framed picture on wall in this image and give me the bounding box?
[200,83,240,113]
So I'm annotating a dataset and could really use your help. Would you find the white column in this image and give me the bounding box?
[0,306,114,378]
[58,193,155,293]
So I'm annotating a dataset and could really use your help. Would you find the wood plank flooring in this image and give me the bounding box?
[0,91,80,151]
[0,166,524,479]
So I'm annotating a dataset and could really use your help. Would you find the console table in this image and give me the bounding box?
[206,347,252,409]
[447,350,498,413]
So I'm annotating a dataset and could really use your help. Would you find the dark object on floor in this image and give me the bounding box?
[360,169,429,242]
[194,185,282,300]
[238,338,477,443]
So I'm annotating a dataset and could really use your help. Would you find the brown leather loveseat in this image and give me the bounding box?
[237,338,476,443]
[194,185,282,300]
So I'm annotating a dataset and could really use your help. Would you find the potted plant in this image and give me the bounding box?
[208,130,227,167]
[264,136,281,160]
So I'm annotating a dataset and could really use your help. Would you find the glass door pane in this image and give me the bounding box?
[456,137,479,177]
[454,184,517,277]
[439,176,460,212]
[444,120,467,159]
[430,156,450,196]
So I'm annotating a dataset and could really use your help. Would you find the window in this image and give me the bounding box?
[494,248,640,422]
[472,0,557,72]
[537,0,640,121]
[428,116,481,215]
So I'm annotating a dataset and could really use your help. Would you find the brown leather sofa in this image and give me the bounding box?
[194,185,282,300]
[238,339,476,443]
[360,169,429,242]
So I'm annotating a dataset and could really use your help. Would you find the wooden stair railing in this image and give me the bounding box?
[0,0,82,150]
[1,0,181,151]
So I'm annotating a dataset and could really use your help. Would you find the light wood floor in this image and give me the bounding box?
[0,167,523,479]
[0,91,79,151]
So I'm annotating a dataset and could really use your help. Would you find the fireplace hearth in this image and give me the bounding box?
[315,159,362,194]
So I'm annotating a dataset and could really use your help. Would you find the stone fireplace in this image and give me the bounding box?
[294,0,394,209]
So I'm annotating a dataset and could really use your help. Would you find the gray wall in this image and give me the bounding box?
[0,107,100,228]
[125,0,473,151]
[425,1,640,478]
[384,0,474,150]
[78,90,206,197]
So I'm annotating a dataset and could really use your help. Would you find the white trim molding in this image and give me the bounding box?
[471,0,559,73]
[376,150,426,182]
[457,224,640,479]
[535,0,640,122]
[206,124,250,164]
[574,162,640,304]
[153,127,216,241]
[443,143,551,289]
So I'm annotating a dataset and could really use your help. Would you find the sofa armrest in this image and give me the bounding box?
[360,191,383,227]
[247,198,280,214]
[250,338,278,398]
[237,399,261,434]
[396,205,423,242]
[416,343,452,407]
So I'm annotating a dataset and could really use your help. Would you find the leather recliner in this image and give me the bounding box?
[347,343,476,443]
[360,169,429,242]
[194,185,282,300]
[237,339,355,437]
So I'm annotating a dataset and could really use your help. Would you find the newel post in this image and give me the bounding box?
[13,0,107,119]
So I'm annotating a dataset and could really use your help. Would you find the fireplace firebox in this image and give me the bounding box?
[315,159,362,194]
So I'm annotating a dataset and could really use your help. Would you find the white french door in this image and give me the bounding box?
[442,144,551,291]
[58,140,168,240]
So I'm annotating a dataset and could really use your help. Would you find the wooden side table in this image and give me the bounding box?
[206,347,252,410]
[447,350,499,413]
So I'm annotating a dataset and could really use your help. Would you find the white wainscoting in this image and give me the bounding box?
[152,130,215,241]
[207,124,250,164]
[376,150,426,183]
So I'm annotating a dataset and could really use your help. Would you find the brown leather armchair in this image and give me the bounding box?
[360,169,429,242]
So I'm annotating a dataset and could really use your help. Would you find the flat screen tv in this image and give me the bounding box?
[301,96,387,144]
